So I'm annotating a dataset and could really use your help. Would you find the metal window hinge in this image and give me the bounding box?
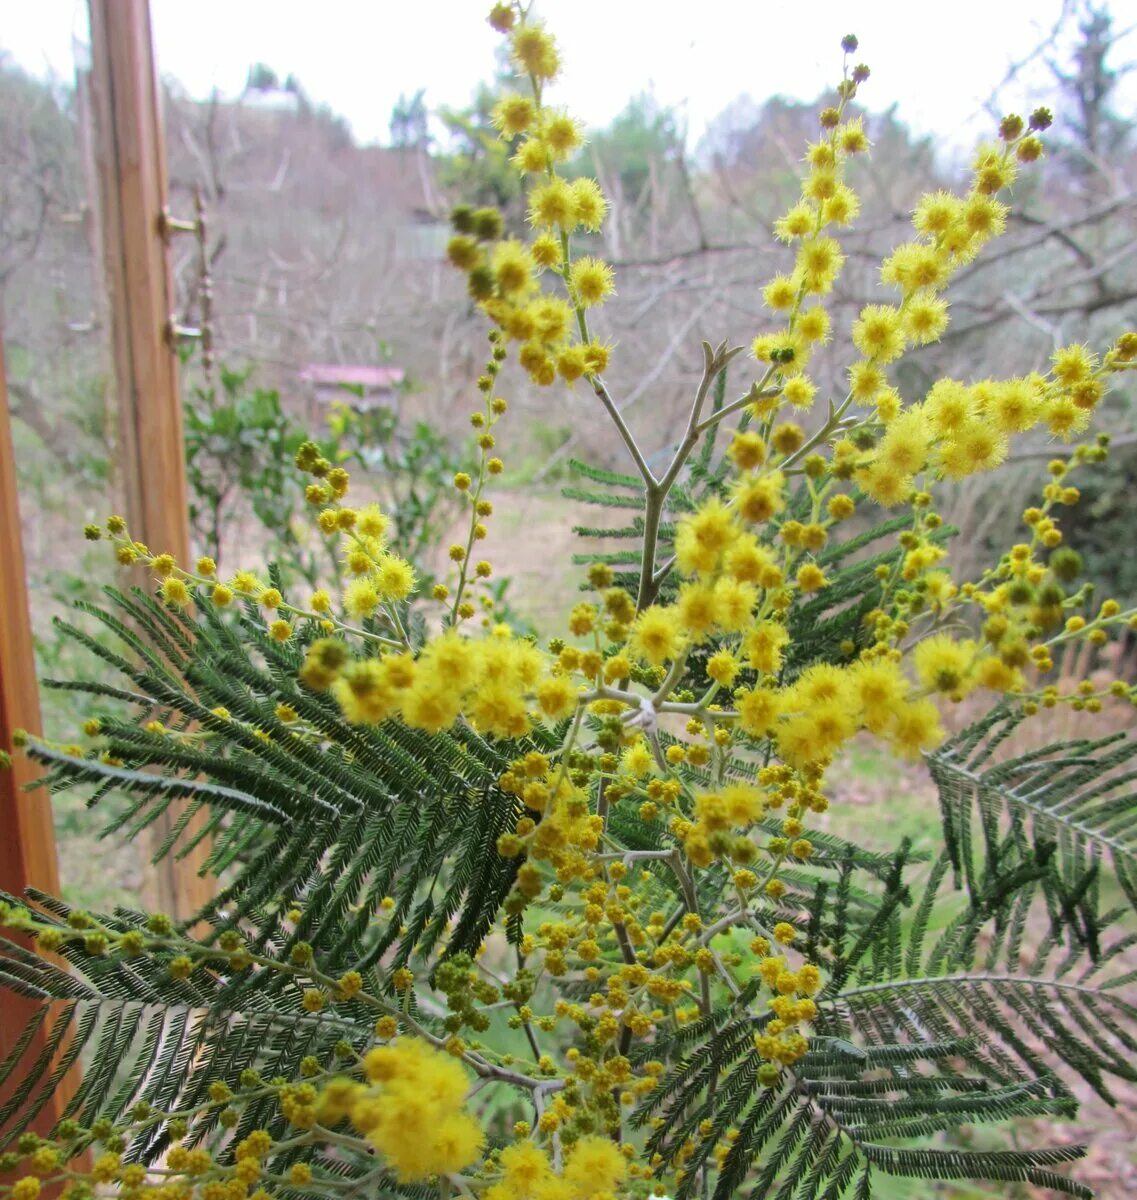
[158,208,199,241]
[165,317,202,346]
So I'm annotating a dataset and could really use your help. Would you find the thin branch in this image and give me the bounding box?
[587,373,656,487]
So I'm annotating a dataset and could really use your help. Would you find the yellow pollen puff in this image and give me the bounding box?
[728,431,767,471]
[913,190,961,236]
[763,274,798,311]
[513,136,551,174]
[492,94,536,136]
[161,577,192,608]
[852,304,905,363]
[823,184,860,226]
[774,203,814,241]
[848,359,887,404]
[511,23,560,80]
[827,494,855,520]
[543,111,584,159]
[783,375,816,409]
[733,471,786,525]
[528,178,575,228]
[344,578,381,619]
[904,294,950,344]
[838,119,869,153]
[569,257,616,308]
[796,236,845,293]
[796,563,827,592]
[570,177,608,231]
[531,232,561,268]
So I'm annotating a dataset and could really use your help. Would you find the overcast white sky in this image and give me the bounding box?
[2,1,1136,157]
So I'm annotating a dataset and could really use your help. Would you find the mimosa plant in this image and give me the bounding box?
[2,4,1137,1198]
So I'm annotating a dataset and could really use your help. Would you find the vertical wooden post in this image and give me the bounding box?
[88,0,211,919]
[0,334,79,1140]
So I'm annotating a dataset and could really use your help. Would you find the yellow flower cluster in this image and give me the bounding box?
[302,626,576,737]
[753,956,823,1070]
[317,1040,483,1182]
[679,783,768,868]
[749,63,871,393]
[17,6,1137,1198]
[0,1013,480,1198]
[446,19,614,390]
[486,1135,628,1200]
[856,357,1118,507]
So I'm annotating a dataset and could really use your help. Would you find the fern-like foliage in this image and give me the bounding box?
[40,586,553,963]
[635,854,1135,1198]
[2,550,1134,1198]
[928,704,1137,933]
[1,903,385,1176]
[1,586,552,1164]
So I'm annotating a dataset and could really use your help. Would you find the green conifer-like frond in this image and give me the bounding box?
[0,918,384,1180]
[631,765,1136,1200]
[0,579,580,1173]
[826,843,1137,1096]
[34,586,552,961]
[782,514,954,675]
[640,999,1092,1200]
[0,585,556,1142]
[2,504,1132,1198]
[927,705,1137,930]
[562,460,645,492]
